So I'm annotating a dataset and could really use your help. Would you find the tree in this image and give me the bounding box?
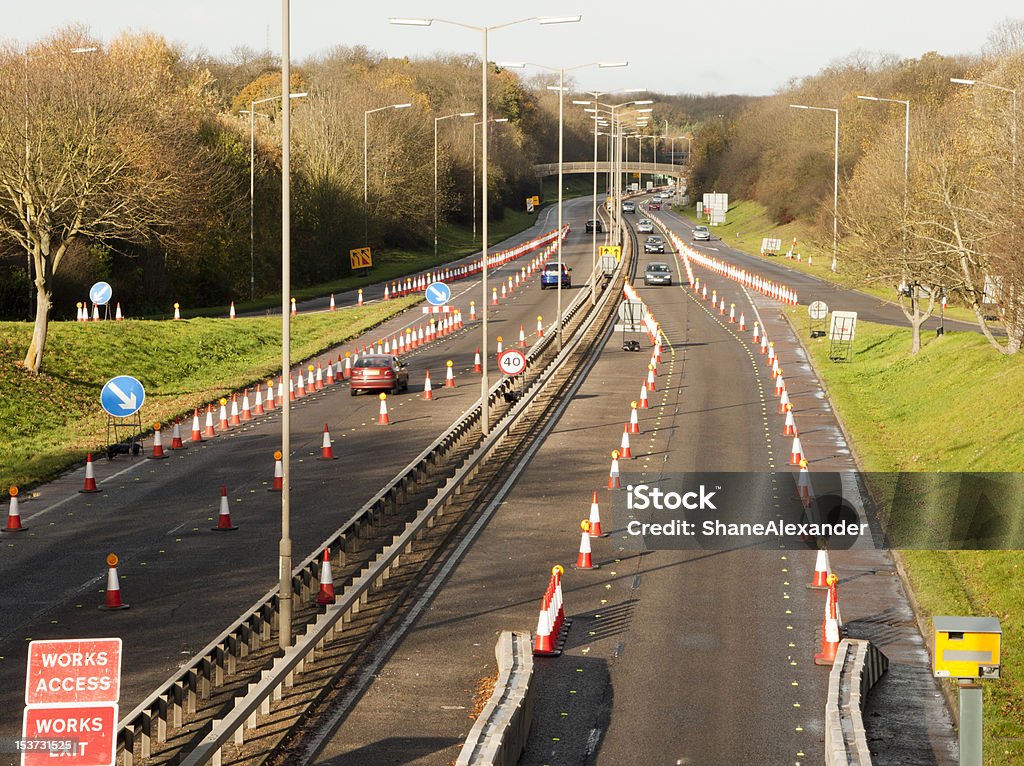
[0,29,232,372]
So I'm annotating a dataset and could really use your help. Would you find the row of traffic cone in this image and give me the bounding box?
[76,303,125,321]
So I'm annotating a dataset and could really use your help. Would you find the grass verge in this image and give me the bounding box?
[792,308,1024,763]
[0,296,420,489]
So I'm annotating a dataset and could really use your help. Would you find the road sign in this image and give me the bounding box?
[25,639,122,706]
[599,245,621,262]
[828,311,857,341]
[349,247,372,270]
[498,349,527,376]
[933,616,1001,679]
[615,299,645,332]
[808,301,829,320]
[22,703,117,766]
[89,282,112,307]
[100,376,145,418]
[425,281,451,306]
[525,197,534,213]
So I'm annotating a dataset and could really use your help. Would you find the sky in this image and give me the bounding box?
[4,1,1020,95]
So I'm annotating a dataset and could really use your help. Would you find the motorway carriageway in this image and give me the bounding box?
[303,202,957,766]
[0,196,596,763]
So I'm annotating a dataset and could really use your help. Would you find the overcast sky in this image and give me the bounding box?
[5,1,1018,95]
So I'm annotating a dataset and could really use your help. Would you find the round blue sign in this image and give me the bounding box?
[90,282,113,306]
[100,376,146,418]
[425,281,451,306]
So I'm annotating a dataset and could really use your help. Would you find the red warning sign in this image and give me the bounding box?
[25,638,122,705]
[21,703,117,766]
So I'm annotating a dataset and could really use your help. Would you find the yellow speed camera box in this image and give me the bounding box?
[933,616,1001,679]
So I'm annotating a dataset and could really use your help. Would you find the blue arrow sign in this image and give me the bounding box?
[89,281,113,306]
[425,281,451,307]
[101,376,145,418]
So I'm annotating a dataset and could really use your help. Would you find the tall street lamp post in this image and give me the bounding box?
[472,118,509,242]
[364,102,412,246]
[434,111,475,258]
[790,103,840,273]
[390,14,581,435]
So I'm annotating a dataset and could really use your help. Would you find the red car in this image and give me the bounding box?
[349,354,409,395]
[648,199,662,210]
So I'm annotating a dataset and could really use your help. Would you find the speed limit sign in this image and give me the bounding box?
[498,349,527,376]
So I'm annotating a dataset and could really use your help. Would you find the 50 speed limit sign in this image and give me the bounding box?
[498,349,527,376]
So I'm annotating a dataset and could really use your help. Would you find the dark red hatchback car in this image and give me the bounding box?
[349,354,409,395]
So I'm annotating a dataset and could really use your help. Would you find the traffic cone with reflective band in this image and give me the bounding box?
[778,388,791,414]
[290,297,297,316]
[719,298,726,316]
[99,553,130,610]
[329,293,336,311]
[608,450,621,489]
[189,408,203,443]
[289,377,296,402]
[496,337,503,356]
[638,384,649,409]
[760,334,769,355]
[229,301,236,319]
[229,395,241,426]
[492,287,498,305]
[797,459,812,504]
[588,490,609,537]
[470,301,477,321]
[344,353,352,380]
[808,547,831,589]
[296,370,307,398]
[378,393,390,425]
[316,548,336,605]
[537,315,544,337]
[79,453,101,493]
[533,596,556,655]
[320,424,336,460]
[173,302,181,320]
[518,325,526,348]
[357,289,363,306]
[753,322,760,343]
[115,303,123,321]
[254,386,264,415]
[212,486,238,531]
[325,361,335,386]
[789,435,804,466]
[473,347,482,373]
[739,312,746,331]
[729,303,736,323]
[783,405,798,437]
[814,574,841,665]
[711,289,717,305]
[422,371,433,400]
[315,363,324,391]
[767,342,776,367]
[3,487,24,532]
[204,404,217,437]
[241,390,253,420]
[218,399,230,431]
[620,426,633,459]
[771,357,781,379]
[628,401,640,434]
[574,520,598,570]
[149,423,168,459]
[775,373,786,398]
[445,360,456,388]
[169,420,186,450]
[265,381,276,410]
[646,364,656,392]
[269,451,284,492]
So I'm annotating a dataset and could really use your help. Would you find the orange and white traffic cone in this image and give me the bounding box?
[422,371,434,400]
[607,450,621,490]
[778,388,791,414]
[767,341,776,367]
[290,297,297,316]
[268,379,278,409]
[329,293,336,311]
[789,435,804,466]
[797,459,812,504]
[473,347,482,373]
[315,362,324,391]
[496,337,503,357]
[574,520,599,570]
[115,303,123,321]
[229,395,241,426]
[99,553,130,610]
[254,386,265,415]
[3,486,24,533]
[619,426,633,459]
[775,373,786,398]
[378,393,390,425]
[719,298,726,316]
[445,360,456,388]
[218,398,230,431]
[79,453,101,494]
[170,420,186,450]
[533,596,556,656]
[628,401,640,434]
[296,371,307,398]
[739,312,746,331]
[646,364,657,391]
[269,451,284,492]
[204,404,217,437]
[229,301,236,319]
[588,490,609,537]
[320,423,336,459]
[537,315,544,337]
[357,289,363,306]
[241,390,253,421]
[316,548,336,605]
[211,485,238,531]
[729,303,736,323]
[173,302,181,320]
[518,325,527,348]
[325,361,335,387]
[638,384,650,409]
[760,334,769,354]
[814,574,841,665]
[470,301,477,321]
[808,547,831,589]
[753,321,761,343]
[149,423,168,459]
[784,406,798,436]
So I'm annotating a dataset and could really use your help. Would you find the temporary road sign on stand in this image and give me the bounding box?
[25,638,122,705]
[828,310,857,363]
[498,349,527,376]
[22,703,118,766]
[599,245,622,262]
[425,281,451,307]
[100,376,145,418]
[89,282,112,307]
[349,247,372,270]
[808,300,829,338]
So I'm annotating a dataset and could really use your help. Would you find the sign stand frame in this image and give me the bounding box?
[105,413,142,460]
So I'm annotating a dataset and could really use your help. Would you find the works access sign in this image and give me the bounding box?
[25,638,122,705]
[21,703,117,766]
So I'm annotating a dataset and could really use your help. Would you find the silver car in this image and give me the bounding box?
[637,218,654,233]
[644,235,665,254]
[644,262,672,286]
[693,225,711,241]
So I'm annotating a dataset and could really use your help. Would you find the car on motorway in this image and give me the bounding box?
[637,218,655,233]
[647,199,662,210]
[659,190,672,199]
[622,200,636,214]
[644,262,672,286]
[585,218,604,233]
[349,354,409,395]
[693,225,711,241]
[540,261,571,289]
[644,235,666,254]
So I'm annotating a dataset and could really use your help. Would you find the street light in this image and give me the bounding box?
[391,13,582,435]
[951,77,1017,176]
[434,111,475,258]
[241,91,308,301]
[364,102,413,246]
[500,61,626,349]
[790,103,840,273]
[473,118,509,241]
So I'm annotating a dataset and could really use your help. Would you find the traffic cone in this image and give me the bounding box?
[229,301,236,319]
[753,322,760,343]
[329,293,336,311]
[254,386,265,415]
[3,486,24,532]
[760,334,769,354]
[607,450,621,489]
[115,303,123,321]
[320,424,336,459]
[789,435,804,466]
[638,384,650,409]
[148,423,168,459]
[808,547,831,589]
[204,404,216,437]
[739,312,746,331]
[290,297,297,316]
[473,347,482,373]
[98,553,130,610]
[315,362,324,391]
[784,406,798,436]
[496,337,503,356]
[289,376,296,402]
[533,597,556,656]
[422,371,434,400]
[296,371,306,398]
[518,325,526,348]
[325,362,335,386]
[445,360,456,388]
[357,289,363,306]
[343,353,352,380]
[218,399,230,431]
[378,393,390,425]
[646,364,656,392]
[775,373,786,398]
[269,451,284,492]
[170,420,186,450]
[574,520,598,570]
[628,401,640,434]
[778,388,791,414]
[797,459,812,504]
[173,302,181,320]
[470,301,477,321]
[814,574,841,665]
[316,548,336,605]
[229,395,241,426]
[771,357,781,379]
[492,287,498,305]
[241,390,253,420]
[620,426,633,459]
[537,315,544,337]
[729,303,736,322]
[711,289,717,305]
[588,490,609,537]
[767,342,776,366]
[79,453,101,493]
[211,485,238,531]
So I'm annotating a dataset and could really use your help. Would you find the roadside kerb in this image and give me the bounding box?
[825,639,889,766]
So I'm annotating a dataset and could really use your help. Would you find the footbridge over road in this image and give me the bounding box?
[534,160,686,183]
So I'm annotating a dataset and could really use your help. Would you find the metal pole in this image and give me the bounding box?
[278,0,293,652]
[363,109,369,246]
[591,94,599,307]
[434,116,439,259]
[250,103,256,302]
[958,681,983,766]
[832,109,839,273]
[481,27,490,435]
[556,67,564,350]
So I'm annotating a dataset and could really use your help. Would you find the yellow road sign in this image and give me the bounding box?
[600,245,622,262]
[349,247,372,270]
[934,616,1001,679]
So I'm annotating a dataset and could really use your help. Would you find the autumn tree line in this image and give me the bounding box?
[687,19,1024,354]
